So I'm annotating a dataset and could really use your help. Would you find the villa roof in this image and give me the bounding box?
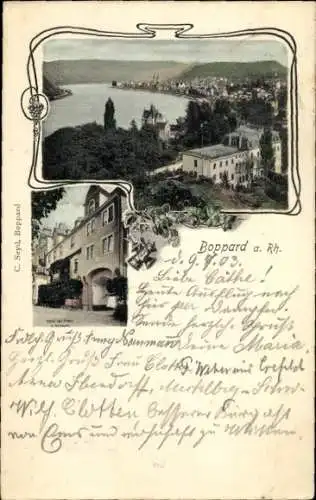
[186,144,239,159]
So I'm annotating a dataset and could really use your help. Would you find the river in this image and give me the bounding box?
[43,83,188,137]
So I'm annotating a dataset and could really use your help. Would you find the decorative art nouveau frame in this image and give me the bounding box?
[22,24,300,268]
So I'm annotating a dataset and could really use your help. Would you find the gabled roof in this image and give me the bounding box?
[79,186,126,231]
[85,185,113,202]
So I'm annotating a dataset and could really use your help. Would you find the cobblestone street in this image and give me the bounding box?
[33,306,125,327]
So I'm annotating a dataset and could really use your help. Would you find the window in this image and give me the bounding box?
[231,158,234,164]
[225,160,228,166]
[87,219,95,235]
[220,161,222,167]
[87,198,96,215]
[231,173,234,180]
[102,233,114,254]
[74,259,79,274]
[70,235,75,248]
[102,204,115,225]
[108,205,114,223]
[194,159,198,168]
[213,163,216,169]
[219,172,223,180]
[86,244,94,260]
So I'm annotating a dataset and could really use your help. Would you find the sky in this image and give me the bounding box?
[42,186,88,229]
[43,38,288,66]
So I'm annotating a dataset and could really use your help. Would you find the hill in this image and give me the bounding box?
[44,59,287,86]
[43,75,72,100]
[177,60,287,81]
[43,76,60,98]
[43,60,191,85]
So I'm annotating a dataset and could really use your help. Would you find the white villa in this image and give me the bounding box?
[182,126,282,189]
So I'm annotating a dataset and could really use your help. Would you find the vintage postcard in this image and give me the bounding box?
[2,2,315,499]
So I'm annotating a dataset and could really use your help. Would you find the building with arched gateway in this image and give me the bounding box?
[32,185,128,309]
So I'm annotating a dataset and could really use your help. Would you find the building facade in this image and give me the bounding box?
[32,186,129,307]
[142,105,172,143]
[32,226,55,304]
[182,126,282,189]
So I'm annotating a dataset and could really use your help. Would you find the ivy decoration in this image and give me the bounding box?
[124,204,238,260]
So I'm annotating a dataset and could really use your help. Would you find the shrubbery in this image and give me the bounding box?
[265,183,287,203]
[43,123,179,181]
[113,302,128,322]
[37,279,83,307]
[106,276,128,301]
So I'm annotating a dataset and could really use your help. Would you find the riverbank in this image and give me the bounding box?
[49,89,73,101]
[112,85,194,101]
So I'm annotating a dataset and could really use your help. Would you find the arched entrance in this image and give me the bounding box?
[88,268,113,309]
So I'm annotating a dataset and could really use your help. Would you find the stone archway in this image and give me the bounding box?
[87,267,113,309]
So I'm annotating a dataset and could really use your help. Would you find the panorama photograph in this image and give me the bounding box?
[42,38,289,211]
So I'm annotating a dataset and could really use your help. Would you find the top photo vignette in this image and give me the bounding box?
[42,36,290,214]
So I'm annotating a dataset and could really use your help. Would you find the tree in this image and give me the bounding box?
[150,180,184,209]
[279,126,288,173]
[237,98,273,127]
[221,171,230,189]
[149,104,160,122]
[260,128,275,183]
[129,119,138,132]
[104,98,116,130]
[277,87,287,120]
[182,99,237,149]
[245,158,254,185]
[185,100,201,135]
[32,188,65,239]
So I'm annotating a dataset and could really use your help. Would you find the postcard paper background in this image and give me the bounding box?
[2,2,315,499]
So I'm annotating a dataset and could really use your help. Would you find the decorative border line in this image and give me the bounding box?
[22,23,300,218]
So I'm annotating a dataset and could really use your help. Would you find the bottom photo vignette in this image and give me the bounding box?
[32,184,128,327]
